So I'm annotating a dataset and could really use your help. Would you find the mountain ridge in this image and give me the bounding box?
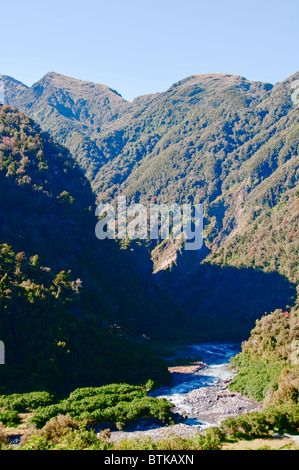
[2,69,298,259]
[1,70,298,340]
[0,105,184,393]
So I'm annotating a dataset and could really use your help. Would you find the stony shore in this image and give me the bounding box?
[106,362,263,443]
[182,378,263,426]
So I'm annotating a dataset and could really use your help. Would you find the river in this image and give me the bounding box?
[150,342,261,430]
[107,342,262,443]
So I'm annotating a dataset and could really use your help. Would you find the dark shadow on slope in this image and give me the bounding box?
[0,174,178,394]
[156,260,297,342]
[0,171,185,342]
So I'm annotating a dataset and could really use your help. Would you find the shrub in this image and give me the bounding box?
[262,404,299,434]
[0,391,54,412]
[229,357,284,402]
[0,424,8,447]
[29,384,174,429]
[29,404,66,428]
[0,409,21,427]
[264,368,299,406]
[40,414,79,444]
[111,428,223,451]
[19,434,50,450]
[220,404,299,438]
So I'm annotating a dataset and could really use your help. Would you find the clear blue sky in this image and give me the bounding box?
[1,0,299,101]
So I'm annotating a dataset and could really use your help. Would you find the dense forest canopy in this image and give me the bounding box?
[0,69,298,396]
[0,106,179,394]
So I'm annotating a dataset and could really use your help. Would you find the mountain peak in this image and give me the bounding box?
[0,74,29,104]
[36,71,125,100]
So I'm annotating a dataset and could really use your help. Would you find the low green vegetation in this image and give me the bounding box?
[229,307,299,405]
[218,306,299,446]
[0,382,178,450]
[0,331,299,451]
[27,382,173,430]
[0,391,53,413]
[227,356,285,403]
[10,421,224,451]
[1,388,298,450]
[220,404,299,439]
[0,399,224,450]
[0,383,173,430]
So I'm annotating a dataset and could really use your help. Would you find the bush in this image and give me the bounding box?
[29,404,66,429]
[110,428,223,451]
[40,414,79,444]
[229,357,284,402]
[0,409,21,427]
[220,404,299,438]
[264,368,299,406]
[29,383,174,429]
[19,434,50,450]
[0,425,8,447]
[0,391,54,413]
[221,412,269,439]
[262,404,299,434]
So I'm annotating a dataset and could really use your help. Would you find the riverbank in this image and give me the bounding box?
[107,380,262,444]
[2,343,263,448]
[106,343,263,443]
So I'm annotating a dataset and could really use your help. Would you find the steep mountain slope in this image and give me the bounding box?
[93,73,274,204]
[0,72,133,182]
[4,72,298,237]
[229,304,299,407]
[0,105,182,394]
[1,72,277,205]
[2,71,298,340]
[0,75,28,103]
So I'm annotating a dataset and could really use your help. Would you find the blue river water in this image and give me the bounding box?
[153,342,241,428]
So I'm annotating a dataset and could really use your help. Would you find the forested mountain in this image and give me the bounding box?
[0,70,298,449]
[3,70,298,339]
[0,72,134,182]
[3,72,298,249]
[0,106,185,395]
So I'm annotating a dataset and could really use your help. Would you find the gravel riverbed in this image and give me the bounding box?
[107,343,263,443]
